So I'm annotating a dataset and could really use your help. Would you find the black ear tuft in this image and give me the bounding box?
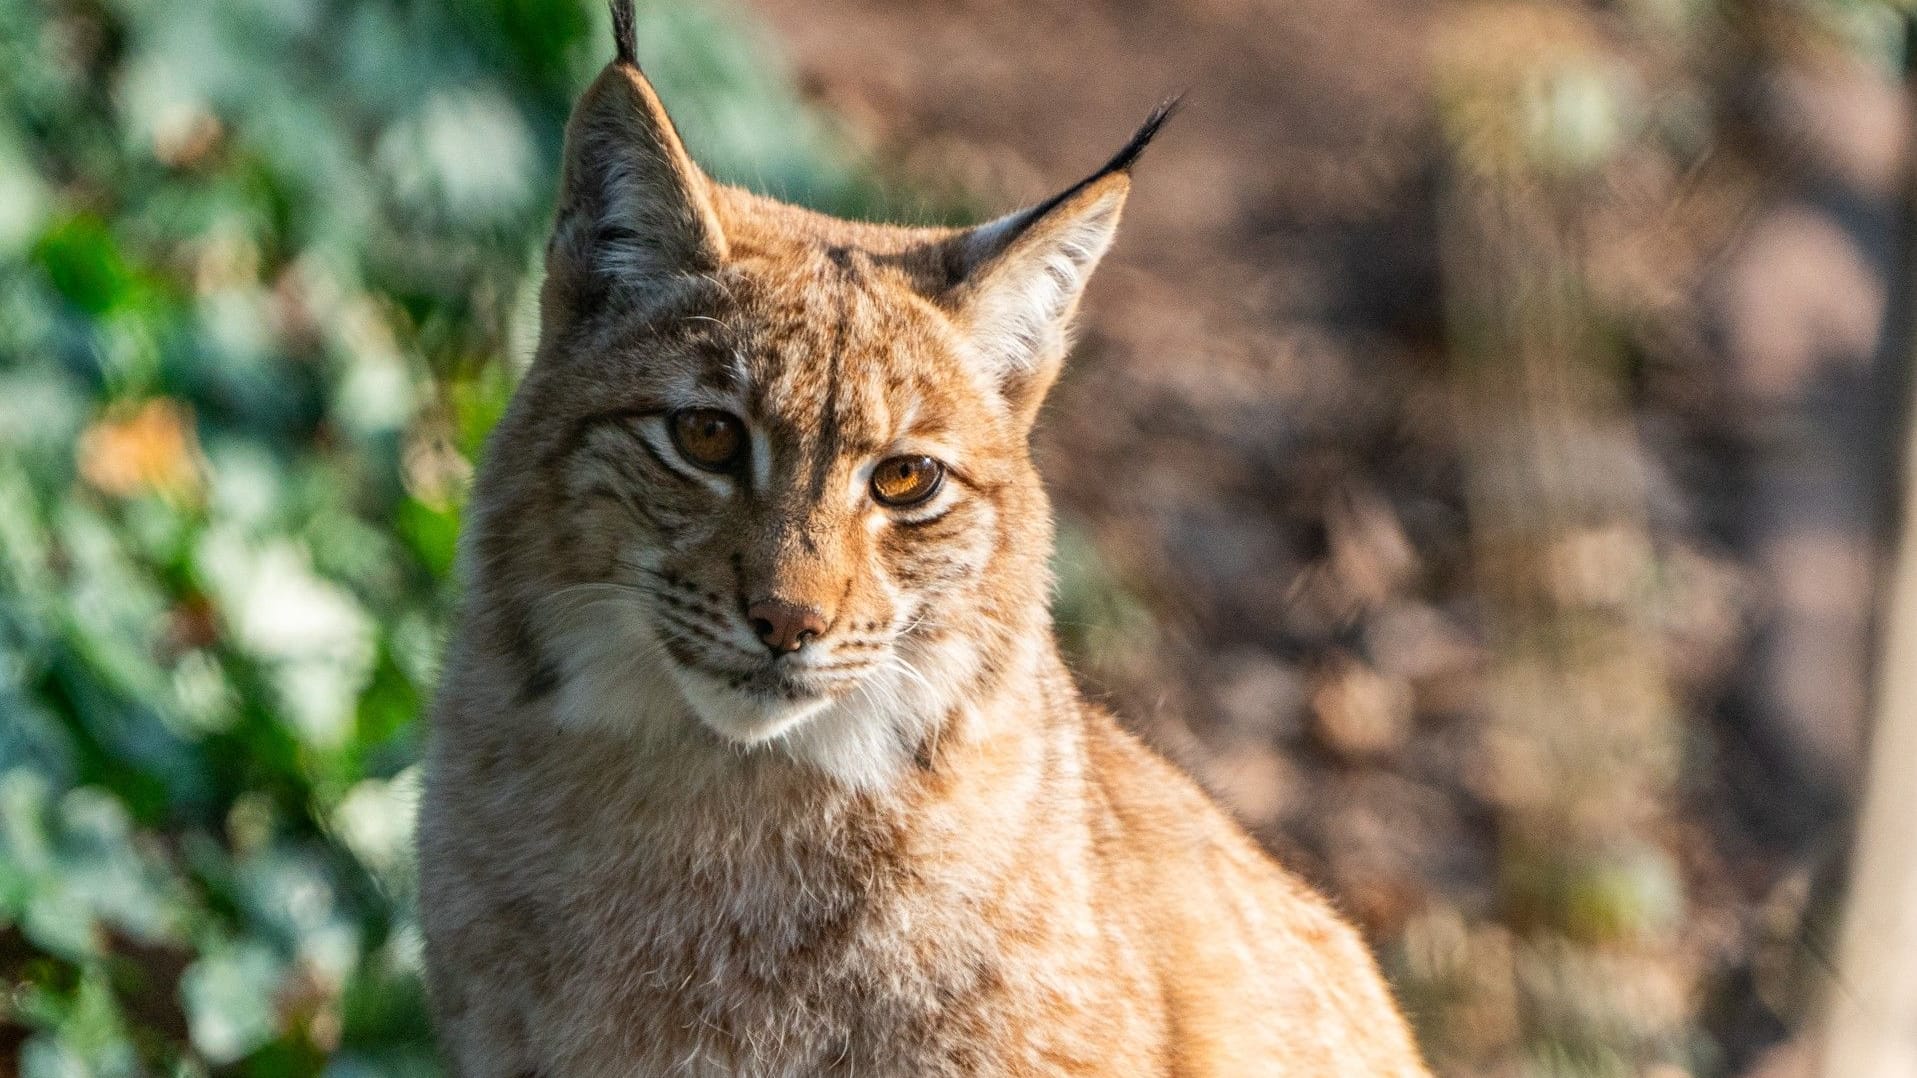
[610,0,638,68]
[1099,95,1184,178]
[1020,95,1183,225]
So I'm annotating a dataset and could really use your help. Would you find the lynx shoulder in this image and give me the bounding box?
[417,4,1430,1073]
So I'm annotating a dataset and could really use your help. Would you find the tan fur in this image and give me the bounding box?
[419,31,1430,1077]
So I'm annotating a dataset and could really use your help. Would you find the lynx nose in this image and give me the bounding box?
[748,599,828,655]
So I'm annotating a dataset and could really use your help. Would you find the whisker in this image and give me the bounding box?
[548,580,649,606]
[793,661,879,676]
[887,652,941,707]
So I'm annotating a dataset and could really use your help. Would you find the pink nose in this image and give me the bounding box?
[747,599,828,654]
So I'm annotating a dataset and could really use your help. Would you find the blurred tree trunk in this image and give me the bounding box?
[1435,9,1693,1073]
[1818,19,1917,1074]
[1820,414,1917,1071]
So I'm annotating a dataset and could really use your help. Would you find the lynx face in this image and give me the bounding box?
[473,59,1168,785]
[545,251,1027,758]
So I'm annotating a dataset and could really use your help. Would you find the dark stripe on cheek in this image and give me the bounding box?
[506,609,562,704]
[893,559,969,589]
[579,477,676,539]
[548,404,664,471]
[520,663,560,704]
[568,414,712,497]
[656,606,749,661]
[881,507,989,570]
[627,426,698,485]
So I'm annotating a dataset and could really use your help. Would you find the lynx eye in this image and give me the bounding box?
[870,455,945,508]
[668,408,746,471]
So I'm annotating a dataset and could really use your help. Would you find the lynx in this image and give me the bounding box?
[417,4,1431,1074]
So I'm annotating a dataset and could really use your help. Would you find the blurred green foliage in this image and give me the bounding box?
[0,0,882,1071]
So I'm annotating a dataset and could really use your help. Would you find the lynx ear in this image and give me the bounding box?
[937,101,1177,427]
[546,3,727,319]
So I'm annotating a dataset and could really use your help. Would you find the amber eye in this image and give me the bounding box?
[668,409,746,471]
[870,455,945,508]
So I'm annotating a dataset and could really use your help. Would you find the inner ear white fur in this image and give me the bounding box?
[548,64,728,315]
[926,100,1174,420]
[955,190,1125,380]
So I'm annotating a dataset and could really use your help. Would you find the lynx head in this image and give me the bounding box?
[465,2,1171,786]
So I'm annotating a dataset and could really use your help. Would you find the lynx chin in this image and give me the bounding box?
[417,3,1431,1073]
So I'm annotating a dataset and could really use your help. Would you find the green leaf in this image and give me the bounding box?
[181,941,284,1065]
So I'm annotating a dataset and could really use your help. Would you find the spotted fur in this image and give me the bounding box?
[418,11,1430,1075]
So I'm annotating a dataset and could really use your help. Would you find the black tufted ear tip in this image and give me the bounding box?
[609,0,638,68]
[1100,94,1185,178]
[1013,93,1184,228]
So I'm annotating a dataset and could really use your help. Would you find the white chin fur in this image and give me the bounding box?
[668,663,832,746]
[542,597,967,789]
